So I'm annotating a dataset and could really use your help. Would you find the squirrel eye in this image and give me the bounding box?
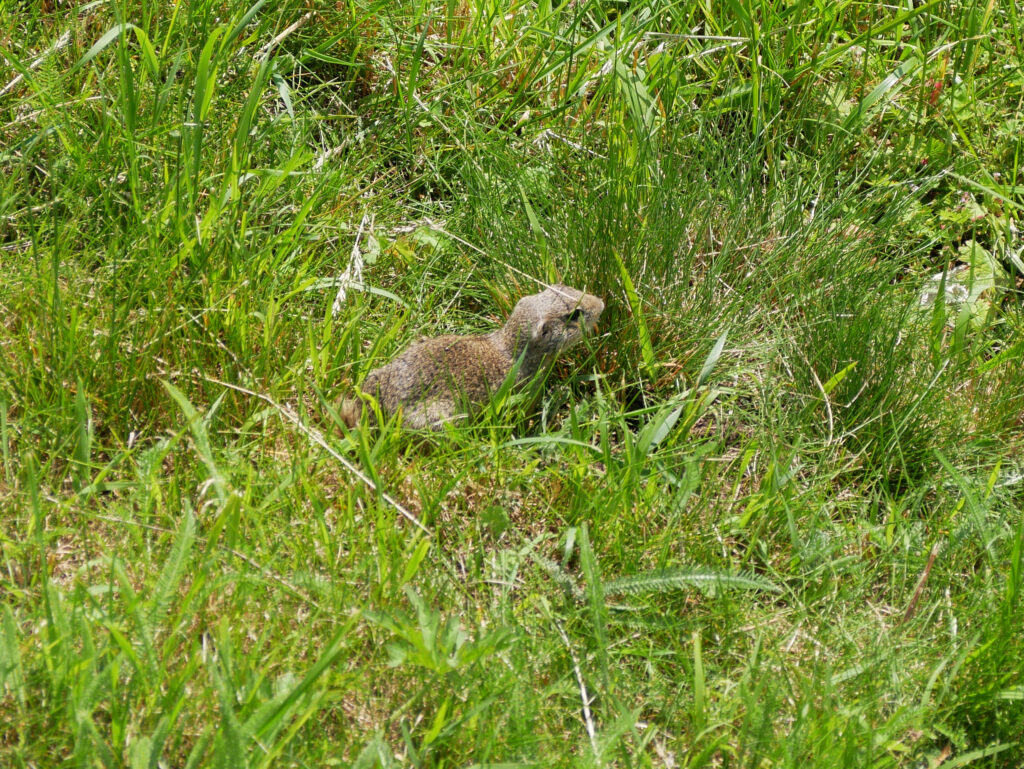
[566,309,585,322]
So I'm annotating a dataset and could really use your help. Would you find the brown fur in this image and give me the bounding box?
[340,284,604,430]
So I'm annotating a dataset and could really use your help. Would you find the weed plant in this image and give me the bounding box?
[1,1,1023,767]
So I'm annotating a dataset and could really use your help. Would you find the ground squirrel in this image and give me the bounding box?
[339,284,604,429]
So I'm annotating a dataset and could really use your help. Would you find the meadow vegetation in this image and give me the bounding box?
[2,0,1023,766]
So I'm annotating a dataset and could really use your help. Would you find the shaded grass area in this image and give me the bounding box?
[2,1,1024,767]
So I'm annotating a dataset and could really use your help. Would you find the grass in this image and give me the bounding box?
[1,0,1023,766]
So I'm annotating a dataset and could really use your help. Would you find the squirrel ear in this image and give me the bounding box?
[532,318,547,341]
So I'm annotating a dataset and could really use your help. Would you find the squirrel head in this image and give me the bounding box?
[509,284,604,359]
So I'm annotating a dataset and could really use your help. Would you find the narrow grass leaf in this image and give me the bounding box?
[224,0,269,46]
[579,523,610,689]
[821,360,857,395]
[401,537,431,585]
[70,24,130,74]
[1005,514,1024,624]
[233,57,272,173]
[613,250,655,377]
[637,402,684,457]
[73,379,92,489]
[517,181,548,258]
[977,339,1024,373]
[843,53,923,133]
[129,25,160,80]
[422,698,449,746]
[614,56,659,142]
[0,395,10,482]
[161,379,228,503]
[202,492,242,558]
[195,26,225,123]
[1,605,25,706]
[271,69,294,119]
[693,631,706,735]
[697,329,729,388]
[407,16,430,102]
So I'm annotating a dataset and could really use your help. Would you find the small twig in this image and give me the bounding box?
[1,30,72,97]
[533,129,605,158]
[256,11,313,61]
[553,620,600,764]
[902,542,941,624]
[198,376,430,536]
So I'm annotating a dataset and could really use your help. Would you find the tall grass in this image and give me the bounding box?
[1,0,1023,766]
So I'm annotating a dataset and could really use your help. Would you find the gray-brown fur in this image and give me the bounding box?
[340,284,604,430]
